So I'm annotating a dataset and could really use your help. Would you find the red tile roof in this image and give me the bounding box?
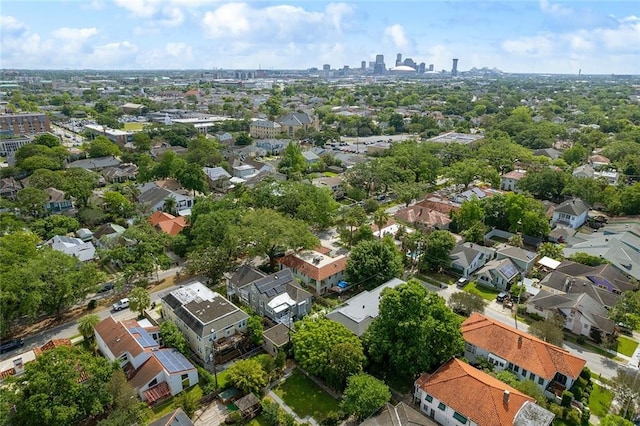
[416,358,533,426]
[149,211,188,236]
[277,252,347,281]
[462,313,586,380]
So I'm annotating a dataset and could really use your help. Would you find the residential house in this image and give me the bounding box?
[149,211,188,236]
[562,234,640,281]
[451,187,493,204]
[474,258,520,291]
[533,148,562,160]
[0,339,72,382]
[362,402,436,426]
[94,316,198,404]
[0,177,22,200]
[572,164,595,180]
[312,176,344,199]
[500,170,526,192]
[149,408,194,426]
[495,244,538,273]
[226,264,267,300]
[326,278,406,336]
[255,139,290,155]
[102,163,138,183]
[551,198,589,229]
[262,323,291,356]
[232,164,257,179]
[93,222,126,248]
[44,235,96,262]
[138,182,194,214]
[526,290,616,339]
[161,282,249,363]
[277,248,348,295]
[231,268,313,325]
[461,313,586,398]
[67,156,121,171]
[250,120,282,139]
[214,132,234,145]
[45,187,73,212]
[572,164,619,185]
[301,150,320,164]
[203,166,232,192]
[278,112,318,137]
[394,204,452,232]
[450,243,495,278]
[588,154,611,169]
[415,358,554,426]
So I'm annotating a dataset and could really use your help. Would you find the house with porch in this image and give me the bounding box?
[414,358,554,426]
[474,258,520,291]
[45,187,73,212]
[277,248,347,295]
[161,282,249,364]
[551,198,589,229]
[450,243,495,278]
[461,313,586,399]
[138,182,194,215]
[495,244,538,273]
[94,316,198,404]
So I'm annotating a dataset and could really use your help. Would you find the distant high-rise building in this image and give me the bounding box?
[429,64,434,72]
[403,58,417,69]
[396,53,402,66]
[418,63,426,74]
[323,64,330,71]
[374,54,386,75]
[452,58,459,77]
[361,61,367,70]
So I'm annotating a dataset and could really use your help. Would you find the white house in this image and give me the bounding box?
[94,316,198,404]
[277,249,348,295]
[500,170,527,192]
[551,198,589,229]
[450,243,495,278]
[44,235,96,262]
[414,358,554,426]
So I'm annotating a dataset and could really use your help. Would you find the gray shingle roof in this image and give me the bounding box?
[554,198,588,216]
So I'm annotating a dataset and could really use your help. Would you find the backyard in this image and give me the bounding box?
[273,369,341,421]
[151,384,203,420]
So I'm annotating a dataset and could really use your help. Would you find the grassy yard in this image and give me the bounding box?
[123,122,146,131]
[150,384,203,420]
[464,282,499,301]
[563,334,615,359]
[588,384,613,417]
[273,369,340,420]
[245,414,269,426]
[323,171,338,177]
[616,335,639,357]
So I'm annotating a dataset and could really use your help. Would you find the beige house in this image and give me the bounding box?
[250,120,282,139]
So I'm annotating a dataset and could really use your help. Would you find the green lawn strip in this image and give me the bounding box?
[464,282,499,301]
[323,172,338,177]
[151,385,203,420]
[563,334,615,359]
[616,335,639,357]
[588,384,613,417]
[245,414,269,426]
[273,369,340,420]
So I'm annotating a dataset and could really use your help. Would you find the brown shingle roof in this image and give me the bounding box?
[277,253,347,281]
[129,355,165,390]
[462,313,585,380]
[415,358,533,426]
[95,316,144,359]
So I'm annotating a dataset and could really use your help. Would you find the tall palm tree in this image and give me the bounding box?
[162,197,177,215]
[372,208,390,239]
[78,314,100,341]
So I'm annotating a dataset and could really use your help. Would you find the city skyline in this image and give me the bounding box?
[1,1,639,75]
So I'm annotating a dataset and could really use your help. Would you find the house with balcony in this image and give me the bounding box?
[138,182,194,215]
[312,176,345,199]
[461,313,586,399]
[94,316,198,404]
[450,243,495,278]
[161,282,249,364]
[45,187,73,213]
[228,267,312,325]
[551,198,589,229]
[414,358,554,426]
[277,248,347,295]
[500,170,527,192]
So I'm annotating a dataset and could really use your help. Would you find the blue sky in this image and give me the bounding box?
[1,1,639,74]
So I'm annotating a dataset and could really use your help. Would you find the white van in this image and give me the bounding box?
[112,298,130,311]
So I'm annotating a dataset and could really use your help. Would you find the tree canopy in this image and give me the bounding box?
[345,238,403,291]
[341,374,391,420]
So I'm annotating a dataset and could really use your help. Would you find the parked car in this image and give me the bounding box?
[97,282,114,293]
[0,338,24,354]
[112,298,130,311]
[617,323,634,336]
[456,278,469,289]
[496,291,509,303]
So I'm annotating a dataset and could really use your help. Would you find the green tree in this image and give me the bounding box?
[87,136,121,158]
[538,242,564,261]
[599,414,634,426]
[175,389,200,418]
[235,132,253,146]
[420,230,456,273]
[345,238,403,291]
[517,168,569,201]
[341,374,391,420]
[129,286,150,318]
[174,160,208,195]
[7,345,116,426]
[609,291,640,330]
[528,314,564,346]
[17,186,48,217]
[611,368,640,419]
[99,369,150,426]
[30,215,80,240]
[159,321,189,355]
[445,159,499,189]
[77,314,100,340]
[241,209,319,269]
[364,280,464,377]
[102,191,135,218]
[292,318,365,388]
[278,142,307,179]
[568,252,607,266]
[247,315,264,346]
[448,291,486,316]
[61,168,99,207]
[227,358,268,396]
[32,133,61,148]
[337,205,368,247]
[514,380,547,406]
[132,132,152,152]
[187,243,238,286]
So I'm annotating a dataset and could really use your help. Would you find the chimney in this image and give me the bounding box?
[518,336,523,348]
[503,390,510,404]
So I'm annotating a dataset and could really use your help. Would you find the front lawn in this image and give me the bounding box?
[588,384,613,417]
[464,282,499,301]
[273,369,340,420]
[616,335,639,357]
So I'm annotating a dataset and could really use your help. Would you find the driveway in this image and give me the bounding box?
[193,400,229,426]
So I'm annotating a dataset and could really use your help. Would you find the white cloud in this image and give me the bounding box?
[51,27,99,40]
[383,24,410,51]
[138,42,193,69]
[539,0,572,18]
[501,35,553,56]
[0,15,28,36]
[88,41,139,68]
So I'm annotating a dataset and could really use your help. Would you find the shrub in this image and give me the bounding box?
[528,312,543,321]
[564,408,582,425]
[581,407,591,425]
[225,411,243,424]
[87,299,97,310]
[580,367,591,380]
[561,390,573,407]
[548,403,564,419]
[577,335,586,345]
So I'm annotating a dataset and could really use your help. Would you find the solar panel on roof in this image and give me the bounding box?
[500,263,518,279]
[154,350,193,373]
[129,327,158,348]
